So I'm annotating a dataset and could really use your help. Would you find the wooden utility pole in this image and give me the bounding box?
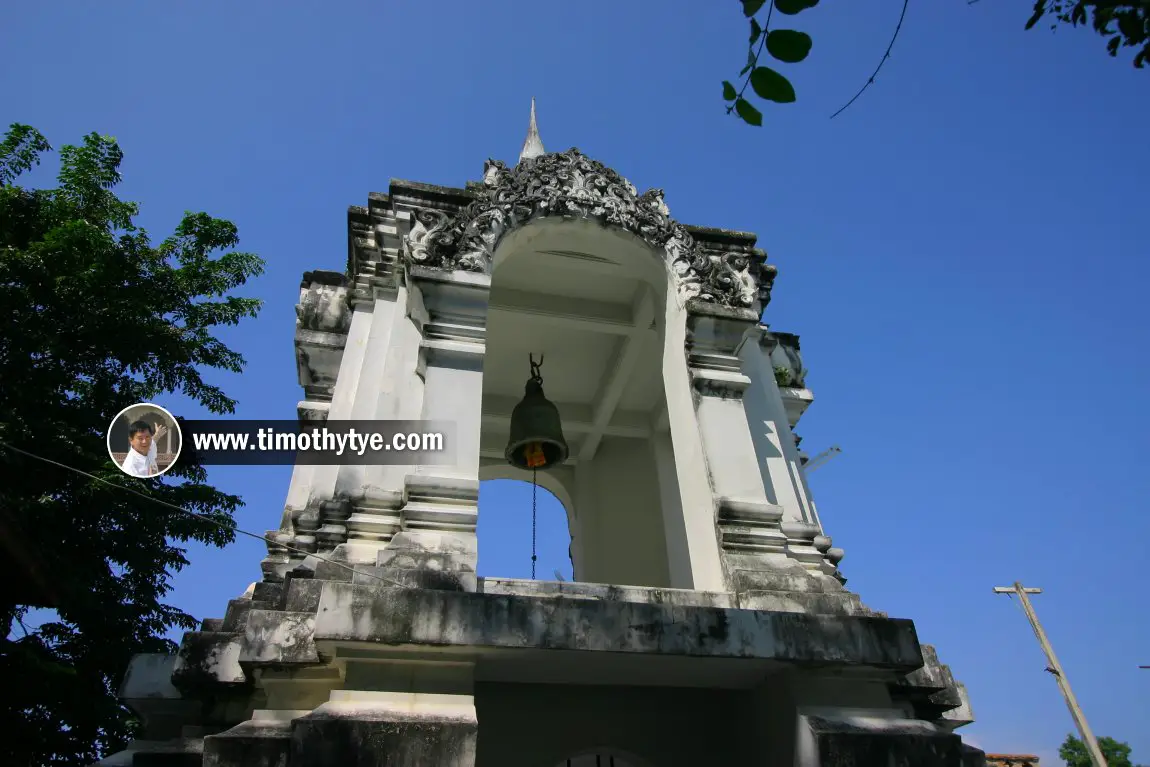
[993,583,1108,767]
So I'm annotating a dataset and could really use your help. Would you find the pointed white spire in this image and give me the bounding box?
[518,97,545,163]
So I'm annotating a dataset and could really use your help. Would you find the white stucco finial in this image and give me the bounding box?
[518,97,545,163]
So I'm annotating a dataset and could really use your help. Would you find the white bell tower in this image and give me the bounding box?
[106,103,983,767]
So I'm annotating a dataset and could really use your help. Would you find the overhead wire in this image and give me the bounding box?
[829,0,911,120]
[0,441,407,589]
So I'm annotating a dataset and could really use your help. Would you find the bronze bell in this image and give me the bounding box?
[505,354,568,471]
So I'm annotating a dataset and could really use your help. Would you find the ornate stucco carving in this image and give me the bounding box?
[402,148,773,309]
[772,331,806,389]
[295,271,351,406]
[296,271,351,334]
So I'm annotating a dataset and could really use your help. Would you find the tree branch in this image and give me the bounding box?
[1084,0,1150,8]
[728,2,775,115]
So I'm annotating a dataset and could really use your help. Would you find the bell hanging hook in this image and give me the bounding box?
[529,353,544,384]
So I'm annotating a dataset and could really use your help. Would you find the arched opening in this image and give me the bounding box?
[477,476,573,581]
[478,218,681,588]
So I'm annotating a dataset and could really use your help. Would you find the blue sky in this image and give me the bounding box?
[4,1,1148,763]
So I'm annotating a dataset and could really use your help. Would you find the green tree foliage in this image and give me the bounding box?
[1059,733,1145,767]
[725,0,1149,126]
[1027,1,1150,67]
[0,124,265,766]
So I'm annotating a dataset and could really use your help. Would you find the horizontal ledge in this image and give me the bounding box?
[488,287,641,337]
[312,584,925,672]
[420,338,485,358]
[295,329,350,348]
[409,265,492,290]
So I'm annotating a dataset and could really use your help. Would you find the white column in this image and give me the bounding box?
[283,307,373,511]
[334,284,429,561]
[738,326,835,573]
[329,289,403,487]
[364,283,428,491]
[659,296,727,592]
[683,302,791,577]
[392,268,490,577]
[302,289,405,564]
[299,290,398,506]
[270,299,378,570]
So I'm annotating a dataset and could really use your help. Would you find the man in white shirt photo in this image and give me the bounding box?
[120,420,167,478]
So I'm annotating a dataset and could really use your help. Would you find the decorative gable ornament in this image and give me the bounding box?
[403,148,776,310]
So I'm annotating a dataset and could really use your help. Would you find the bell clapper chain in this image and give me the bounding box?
[527,353,543,580]
[531,466,538,580]
[509,351,567,580]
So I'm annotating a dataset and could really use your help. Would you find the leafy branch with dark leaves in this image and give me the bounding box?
[724,0,816,126]
[724,0,912,125]
[1025,0,1150,67]
[724,0,1147,128]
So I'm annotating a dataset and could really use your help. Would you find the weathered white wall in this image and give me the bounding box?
[573,437,671,588]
